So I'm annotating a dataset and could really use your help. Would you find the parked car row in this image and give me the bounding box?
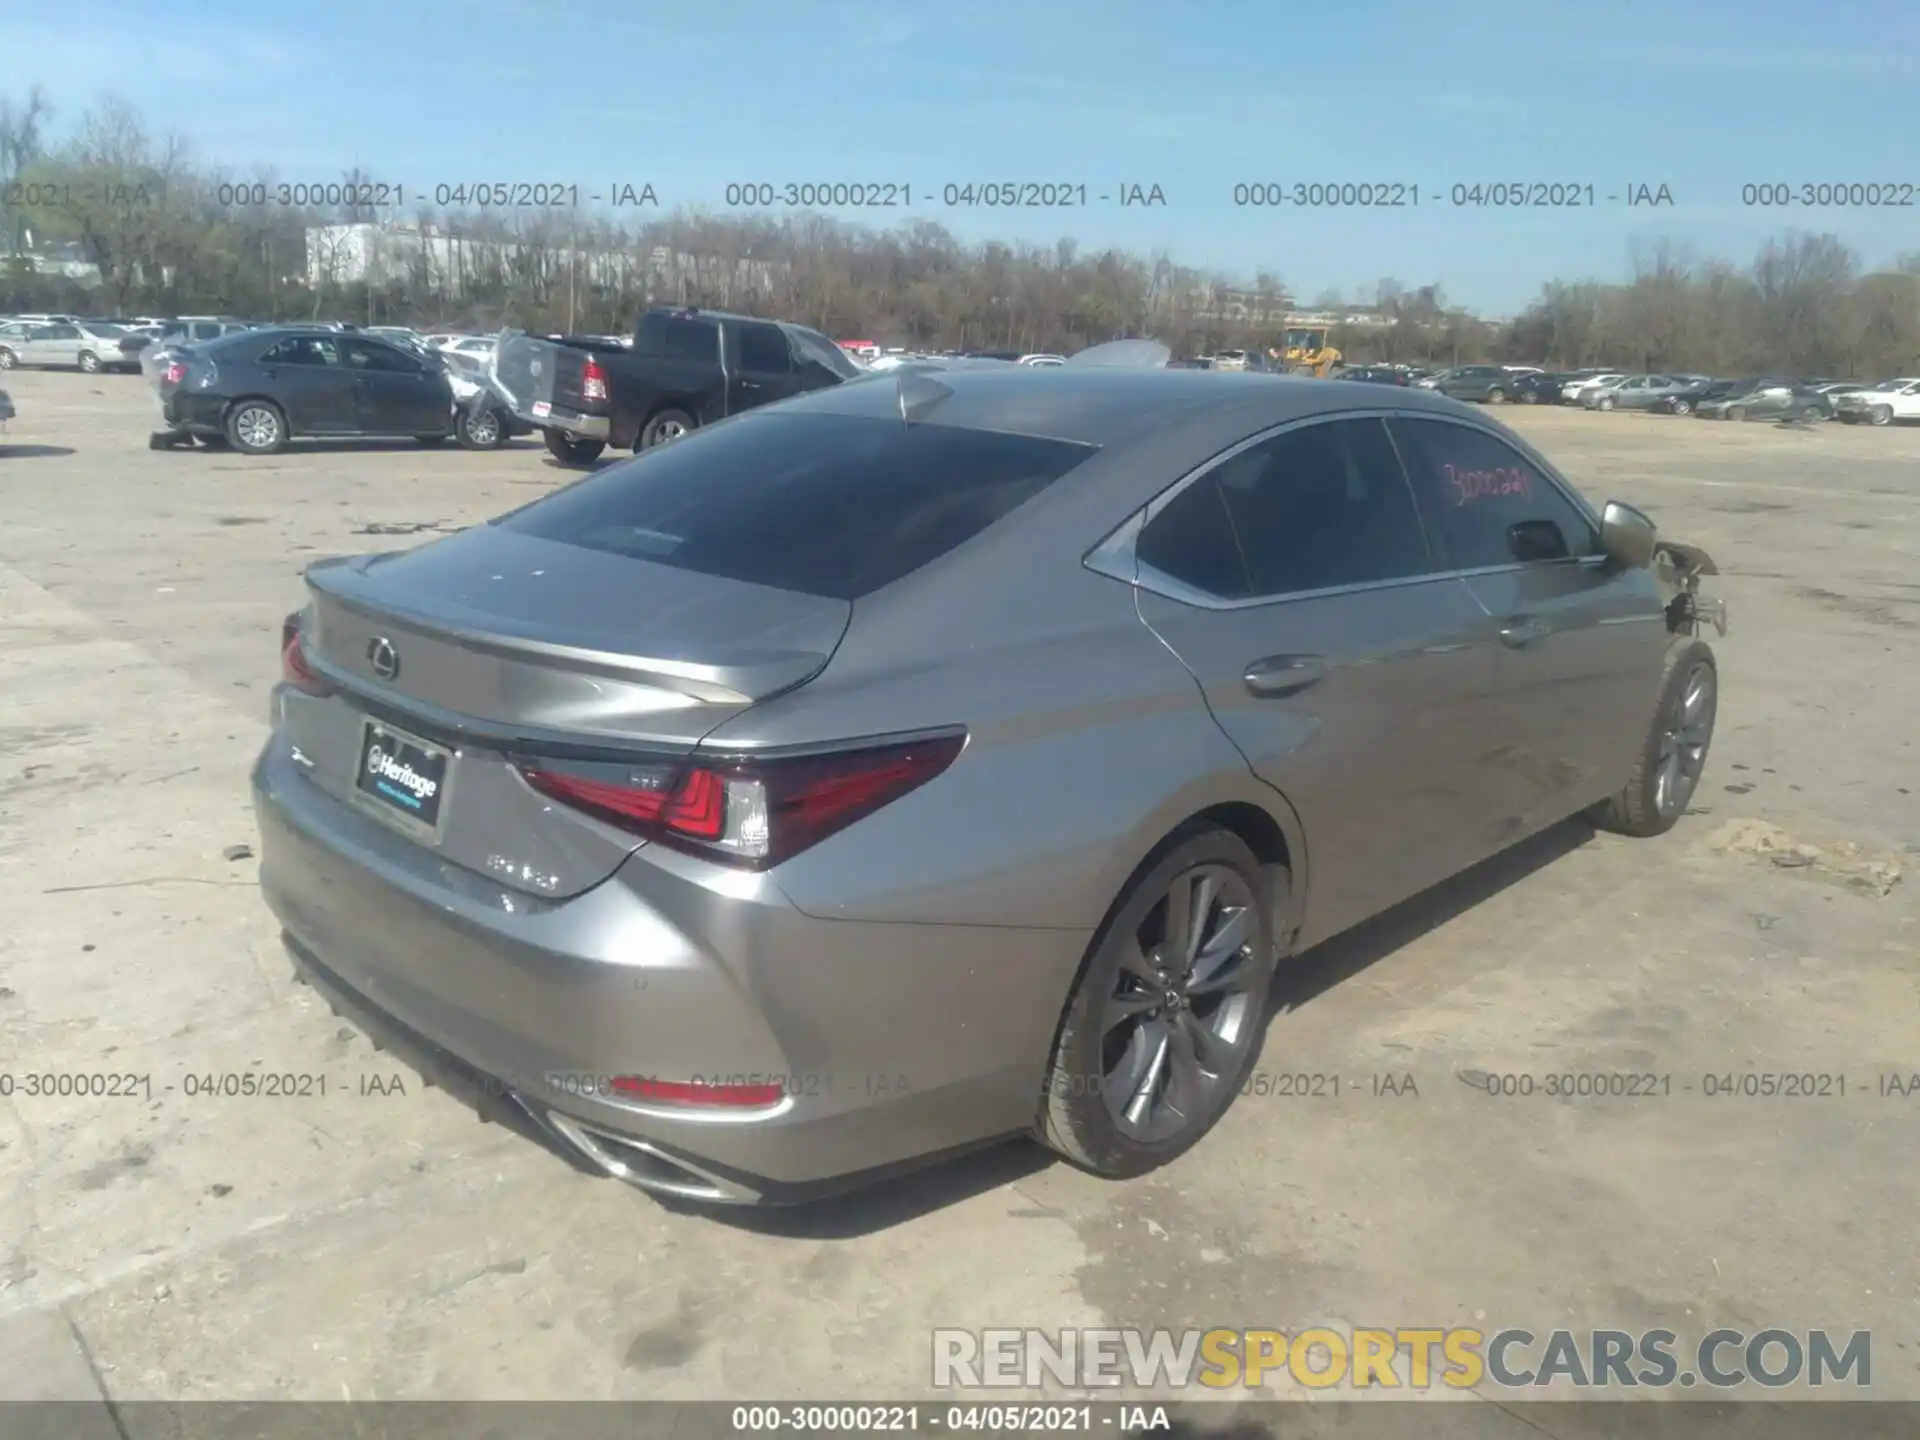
[0,317,140,373]
[1404,363,1920,425]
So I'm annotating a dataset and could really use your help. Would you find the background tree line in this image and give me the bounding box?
[5,89,1920,377]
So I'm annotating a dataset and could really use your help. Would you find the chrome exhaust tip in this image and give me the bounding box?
[542,1110,761,1205]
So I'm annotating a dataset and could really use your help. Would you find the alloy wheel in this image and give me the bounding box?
[1099,864,1261,1144]
[1654,662,1716,818]
[466,410,500,445]
[650,417,687,444]
[235,406,280,450]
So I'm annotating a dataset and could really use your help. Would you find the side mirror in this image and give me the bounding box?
[1599,500,1657,570]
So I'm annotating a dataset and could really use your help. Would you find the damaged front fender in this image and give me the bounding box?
[1654,540,1729,638]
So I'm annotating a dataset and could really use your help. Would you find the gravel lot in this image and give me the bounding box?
[0,371,1914,1413]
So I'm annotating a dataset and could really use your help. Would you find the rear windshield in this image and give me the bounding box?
[498,412,1099,600]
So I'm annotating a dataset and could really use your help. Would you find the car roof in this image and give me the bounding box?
[780,365,1484,449]
[646,306,792,327]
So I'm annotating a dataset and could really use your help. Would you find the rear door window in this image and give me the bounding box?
[499,412,1098,600]
[734,322,793,374]
[1214,418,1435,596]
[261,336,342,366]
[342,338,420,372]
[1136,473,1251,599]
[635,313,720,364]
[1134,418,1435,600]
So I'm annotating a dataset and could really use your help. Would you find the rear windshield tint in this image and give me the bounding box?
[498,412,1098,600]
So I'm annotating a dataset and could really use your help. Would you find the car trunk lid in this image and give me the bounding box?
[286,524,851,897]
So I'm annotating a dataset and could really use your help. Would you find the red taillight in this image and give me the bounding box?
[163,361,186,385]
[608,1076,785,1108]
[517,732,965,869]
[280,612,328,695]
[517,764,719,836]
[581,355,608,402]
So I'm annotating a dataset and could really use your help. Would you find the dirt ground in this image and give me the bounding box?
[0,371,1914,1417]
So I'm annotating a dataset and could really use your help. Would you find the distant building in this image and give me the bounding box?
[1286,308,1395,332]
[303,222,786,302]
[0,239,103,285]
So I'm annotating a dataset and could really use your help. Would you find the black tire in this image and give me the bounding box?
[0,348,16,370]
[1869,405,1893,427]
[1037,828,1278,1179]
[1520,391,1538,404]
[79,350,101,374]
[639,407,696,449]
[1486,387,1506,403]
[542,428,606,465]
[224,399,287,455]
[1587,638,1718,838]
[457,405,508,450]
[415,433,448,446]
[1840,413,1858,424]
[1671,399,1692,415]
[1598,395,1615,411]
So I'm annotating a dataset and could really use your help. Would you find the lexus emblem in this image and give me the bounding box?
[367,636,400,681]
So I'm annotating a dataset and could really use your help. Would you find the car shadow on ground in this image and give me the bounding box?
[538,456,621,473]
[0,443,77,458]
[154,437,534,454]
[693,816,1601,1240]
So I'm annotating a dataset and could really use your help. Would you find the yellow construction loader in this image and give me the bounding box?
[1276,326,1343,377]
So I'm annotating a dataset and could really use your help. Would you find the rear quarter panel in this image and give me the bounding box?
[706,567,1299,934]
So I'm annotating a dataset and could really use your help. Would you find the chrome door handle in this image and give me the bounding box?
[1499,617,1547,648]
[1243,654,1325,697]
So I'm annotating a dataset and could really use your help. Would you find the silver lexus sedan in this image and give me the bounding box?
[253,368,1726,1205]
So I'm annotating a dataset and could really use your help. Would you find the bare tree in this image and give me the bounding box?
[0,85,53,254]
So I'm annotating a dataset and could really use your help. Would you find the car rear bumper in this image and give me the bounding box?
[250,739,1077,1202]
[516,402,609,440]
[162,391,227,434]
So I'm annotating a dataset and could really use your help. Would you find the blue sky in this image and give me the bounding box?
[4,0,1917,313]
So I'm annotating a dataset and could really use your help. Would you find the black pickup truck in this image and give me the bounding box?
[490,306,861,464]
